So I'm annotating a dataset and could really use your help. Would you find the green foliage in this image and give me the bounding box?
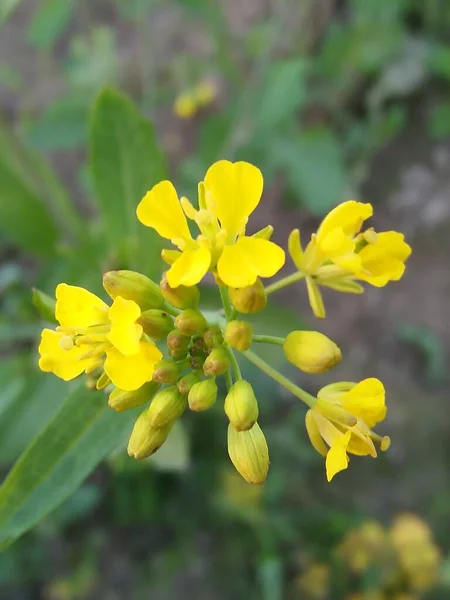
[428,101,450,139]
[27,0,73,50]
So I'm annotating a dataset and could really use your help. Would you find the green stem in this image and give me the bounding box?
[241,349,316,409]
[225,368,233,392]
[219,284,233,321]
[225,345,242,380]
[252,335,285,346]
[265,272,306,295]
[162,302,180,318]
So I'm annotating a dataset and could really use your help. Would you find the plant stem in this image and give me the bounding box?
[225,345,242,381]
[225,368,233,392]
[218,284,234,321]
[265,272,306,295]
[252,335,285,346]
[241,349,317,408]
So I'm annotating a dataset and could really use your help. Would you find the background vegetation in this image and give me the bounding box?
[0,0,450,598]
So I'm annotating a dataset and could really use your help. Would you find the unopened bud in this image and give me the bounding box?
[188,378,218,411]
[160,272,200,309]
[227,422,269,484]
[203,325,224,349]
[228,278,267,314]
[147,385,187,428]
[283,331,342,374]
[127,409,172,459]
[189,335,208,357]
[103,270,163,310]
[190,355,206,371]
[175,309,207,336]
[225,320,253,351]
[138,309,174,340]
[152,359,180,384]
[167,329,190,360]
[109,381,161,412]
[224,380,259,431]
[177,373,201,395]
[203,348,230,376]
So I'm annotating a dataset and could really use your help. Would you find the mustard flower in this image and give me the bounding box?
[305,378,390,481]
[38,284,162,391]
[136,160,285,288]
[288,200,412,317]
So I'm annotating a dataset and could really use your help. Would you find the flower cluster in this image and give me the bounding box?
[37,160,411,483]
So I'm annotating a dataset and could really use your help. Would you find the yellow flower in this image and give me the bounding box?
[288,201,411,317]
[174,91,197,119]
[173,80,217,119]
[305,378,390,481]
[39,284,162,391]
[136,160,285,288]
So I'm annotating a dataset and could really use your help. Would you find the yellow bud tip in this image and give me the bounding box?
[381,436,391,451]
[58,335,74,351]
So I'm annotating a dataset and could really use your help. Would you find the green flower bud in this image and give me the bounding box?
[283,330,342,374]
[175,309,207,336]
[203,325,224,349]
[152,359,181,384]
[138,309,174,340]
[109,381,161,412]
[32,288,57,324]
[188,379,218,411]
[224,320,253,351]
[190,355,206,371]
[127,409,172,459]
[147,385,187,428]
[228,278,267,314]
[177,373,201,395]
[189,335,208,357]
[103,270,163,310]
[167,329,190,360]
[227,422,269,484]
[203,348,230,376]
[224,380,259,431]
[160,272,200,309]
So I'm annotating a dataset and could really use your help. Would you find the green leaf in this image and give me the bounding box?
[0,385,136,547]
[26,101,87,151]
[0,159,58,255]
[0,0,23,26]
[32,288,57,323]
[428,44,450,80]
[428,102,450,140]
[272,127,348,215]
[27,0,73,50]
[89,87,167,270]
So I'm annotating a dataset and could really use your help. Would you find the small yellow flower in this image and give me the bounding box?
[39,284,162,391]
[288,200,411,318]
[173,80,217,119]
[136,160,285,288]
[305,378,390,481]
[174,91,197,119]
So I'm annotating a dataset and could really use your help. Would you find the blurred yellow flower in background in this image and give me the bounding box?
[174,80,218,118]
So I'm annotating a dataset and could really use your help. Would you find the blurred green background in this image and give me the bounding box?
[1,0,450,598]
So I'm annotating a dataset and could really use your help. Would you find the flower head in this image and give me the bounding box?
[288,200,411,317]
[305,378,389,481]
[39,283,162,391]
[136,160,285,288]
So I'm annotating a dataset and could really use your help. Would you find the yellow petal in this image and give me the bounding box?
[305,409,328,456]
[107,297,143,356]
[288,229,306,271]
[346,422,377,457]
[319,278,364,294]
[357,231,411,287]
[317,201,373,241]
[326,430,351,482]
[306,276,325,319]
[136,180,192,242]
[341,378,386,428]
[161,249,182,265]
[55,283,108,328]
[217,236,285,288]
[104,342,162,391]
[38,329,93,381]
[166,246,211,287]
[203,160,263,238]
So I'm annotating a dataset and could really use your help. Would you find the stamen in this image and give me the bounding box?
[78,342,111,361]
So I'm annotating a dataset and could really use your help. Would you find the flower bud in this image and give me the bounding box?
[160,272,200,309]
[152,359,181,384]
[139,309,174,340]
[109,381,161,412]
[175,309,207,336]
[203,325,224,349]
[147,385,187,428]
[167,329,190,360]
[283,331,342,374]
[103,270,163,310]
[32,288,57,323]
[224,320,253,351]
[127,409,172,459]
[228,278,267,314]
[188,379,218,411]
[224,380,259,431]
[190,355,206,371]
[227,422,269,484]
[177,373,201,395]
[203,348,230,376]
[189,335,208,357]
